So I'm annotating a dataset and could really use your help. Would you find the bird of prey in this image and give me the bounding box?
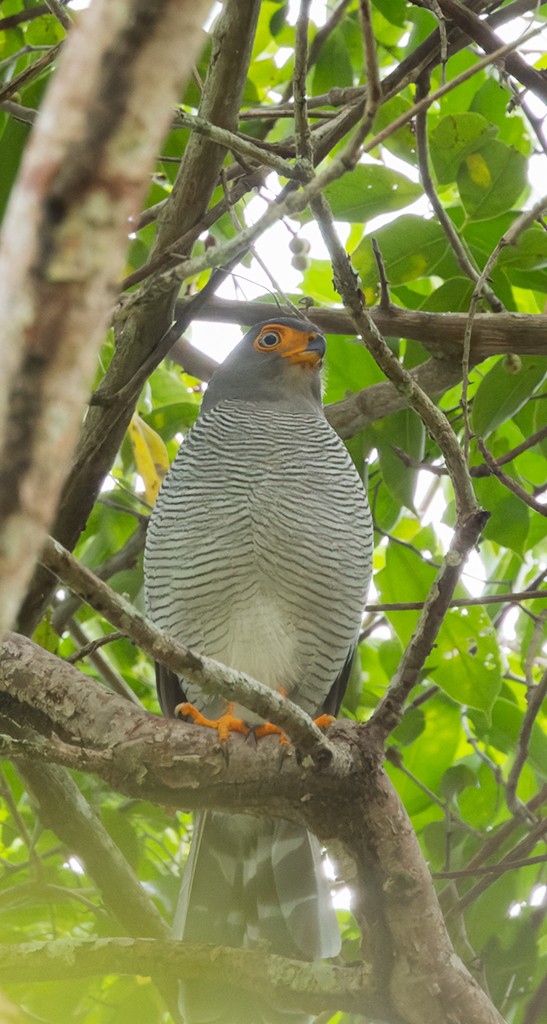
[144,317,373,1023]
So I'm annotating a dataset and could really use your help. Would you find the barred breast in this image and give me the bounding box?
[144,399,373,719]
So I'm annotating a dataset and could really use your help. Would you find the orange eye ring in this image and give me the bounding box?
[256,329,282,350]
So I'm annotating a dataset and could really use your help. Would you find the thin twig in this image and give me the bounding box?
[43,0,72,29]
[524,610,547,689]
[220,173,301,317]
[461,193,547,458]
[414,72,503,312]
[371,238,390,308]
[359,0,381,118]
[395,425,547,477]
[0,6,50,30]
[447,818,547,915]
[366,589,547,612]
[461,711,504,785]
[66,620,141,706]
[434,854,547,879]
[66,631,124,664]
[0,43,62,102]
[506,668,547,817]
[293,0,313,165]
[477,438,547,517]
[175,111,309,180]
[308,192,488,738]
[52,517,148,633]
[0,99,37,124]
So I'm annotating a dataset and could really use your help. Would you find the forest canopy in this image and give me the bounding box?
[0,1,545,1023]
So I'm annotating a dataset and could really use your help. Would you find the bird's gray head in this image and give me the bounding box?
[200,317,326,415]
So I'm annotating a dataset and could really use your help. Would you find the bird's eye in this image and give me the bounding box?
[257,330,281,349]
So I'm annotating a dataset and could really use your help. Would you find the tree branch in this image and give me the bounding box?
[506,668,547,816]
[16,0,262,637]
[38,537,335,762]
[477,438,547,517]
[0,633,506,1024]
[183,297,547,358]
[0,938,376,1015]
[0,0,215,639]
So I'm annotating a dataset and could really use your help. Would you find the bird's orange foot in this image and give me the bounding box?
[314,713,336,729]
[253,685,290,745]
[253,721,289,745]
[175,701,250,741]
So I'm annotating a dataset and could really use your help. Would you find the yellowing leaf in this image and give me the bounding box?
[127,414,169,506]
[464,152,492,188]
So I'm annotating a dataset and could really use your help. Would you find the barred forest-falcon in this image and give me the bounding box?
[144,317,374,1024]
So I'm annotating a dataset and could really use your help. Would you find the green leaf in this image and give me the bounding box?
[376,409,425,511]
[311,27,353,93]
[371,479,401,533]
[352,215,460,288]
[420,278,474,312]
[441,764,477,799]
[458,762,500,827]
[25,14,65,45]
[434,606,502,713]
[372,94,417,164]
[472,355,547,437]
[482,699,547,778]
[392,707,426,746]
[479,489,530,555]
[497,224,547,271]
[430,113,495,185]
[323,334,384,404]
[458,140,528,220]
[375,543,437,645]
[143,402,199,441]
[0,117,30,221]
[324,164,421,223]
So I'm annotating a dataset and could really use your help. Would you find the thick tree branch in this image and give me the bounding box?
[38,538,335,762]
[0,938,376,1015]
[0,633,506,1024]
[17,0,261,637]
[0,0,215,639]
[184,297,547,360]
[436,0,547,105]
[10,759,181,1020]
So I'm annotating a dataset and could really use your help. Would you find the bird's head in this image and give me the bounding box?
[201,317,326,414]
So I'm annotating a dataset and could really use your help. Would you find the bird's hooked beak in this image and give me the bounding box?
[281,330,326,368]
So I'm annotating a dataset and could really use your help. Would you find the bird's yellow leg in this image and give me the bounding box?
[175,701,250,741]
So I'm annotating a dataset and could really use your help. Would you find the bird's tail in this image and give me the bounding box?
[175,811,341,1024]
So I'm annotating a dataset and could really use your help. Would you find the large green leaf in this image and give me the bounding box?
[376,408,425,511]
[352,215,460,288]
[429,112,495,185]
[433,606,502,713]
[472,356,547,437]
[375,543,437,646]
[311,26,353,93]
[458,140,528,220]
[324,164,421,223]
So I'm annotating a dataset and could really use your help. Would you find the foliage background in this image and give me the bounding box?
[0,1,546,1022]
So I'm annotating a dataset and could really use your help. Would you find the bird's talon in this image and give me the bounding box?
[254,721,290,745]
[314,713,336,730]
[175,701,249,741]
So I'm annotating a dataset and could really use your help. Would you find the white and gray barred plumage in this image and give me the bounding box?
[144,318,373,1024]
